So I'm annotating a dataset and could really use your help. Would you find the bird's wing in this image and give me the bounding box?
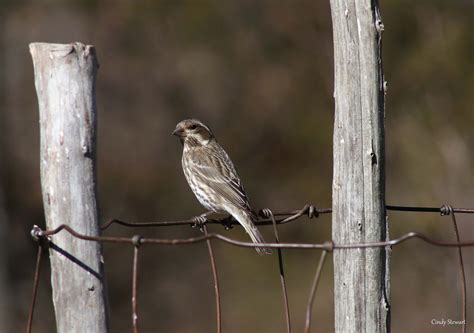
[188,147,255,215]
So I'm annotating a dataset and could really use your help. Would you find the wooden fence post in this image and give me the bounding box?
[330,1,390,332]
[30,42,109,333]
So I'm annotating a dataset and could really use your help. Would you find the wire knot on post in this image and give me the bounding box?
[30,225,43,242]
[323,241,334,252]
[440,204,454,216]
[30,225,50,246]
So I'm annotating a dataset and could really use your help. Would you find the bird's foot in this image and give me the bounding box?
[221,215,234,230]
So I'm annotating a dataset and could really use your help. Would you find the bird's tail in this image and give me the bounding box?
[230,208,272,255]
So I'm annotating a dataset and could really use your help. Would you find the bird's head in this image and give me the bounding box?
[172,119,215,146]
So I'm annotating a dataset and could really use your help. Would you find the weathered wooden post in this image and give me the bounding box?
[30,42,109,333]
[330,1,390,332]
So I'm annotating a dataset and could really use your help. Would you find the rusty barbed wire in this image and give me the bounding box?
[99,204,473,231]
[27,204,473,333]
[100,204,330,231]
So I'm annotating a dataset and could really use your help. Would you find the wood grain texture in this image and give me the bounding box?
[329,1,390,332]
[30,42,109,333]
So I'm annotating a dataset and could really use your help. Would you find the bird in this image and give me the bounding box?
[173,119,271,255]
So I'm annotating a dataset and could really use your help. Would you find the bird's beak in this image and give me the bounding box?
[172,128,184,137]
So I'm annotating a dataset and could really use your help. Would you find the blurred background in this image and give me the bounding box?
[1,0,472,332]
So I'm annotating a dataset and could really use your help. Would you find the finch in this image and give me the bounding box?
[173,119,271,255]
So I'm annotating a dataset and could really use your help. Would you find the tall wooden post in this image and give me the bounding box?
[330,1,390,332]
[30,42,109,333]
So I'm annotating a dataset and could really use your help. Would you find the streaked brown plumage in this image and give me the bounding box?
[173,119,271,255]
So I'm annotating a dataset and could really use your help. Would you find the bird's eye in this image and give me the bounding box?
[189,124,197,130]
